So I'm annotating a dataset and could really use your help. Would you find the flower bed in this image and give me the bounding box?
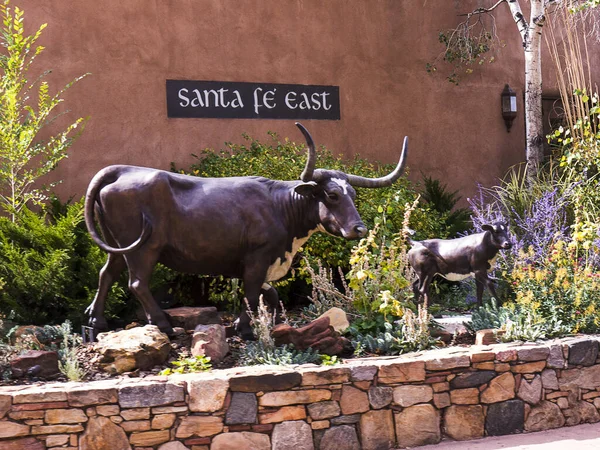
[2,335,600,449]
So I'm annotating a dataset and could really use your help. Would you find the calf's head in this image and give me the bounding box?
[294,122,408,240]
[482,222,512,250]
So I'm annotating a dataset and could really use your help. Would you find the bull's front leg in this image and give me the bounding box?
[237,263,270,340]
[262,283,282,324]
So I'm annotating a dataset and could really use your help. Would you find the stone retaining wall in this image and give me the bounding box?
[2,335,600,449]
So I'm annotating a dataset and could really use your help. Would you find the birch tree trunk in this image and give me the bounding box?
[507,0,546,181]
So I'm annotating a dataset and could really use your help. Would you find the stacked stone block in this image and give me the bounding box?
[1,336,600,449]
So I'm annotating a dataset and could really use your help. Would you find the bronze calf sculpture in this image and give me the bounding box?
[408,222,512,308]
[84,123,408,339]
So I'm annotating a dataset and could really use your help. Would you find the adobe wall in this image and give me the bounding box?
[14,1,600,204]
[2,335,600,449]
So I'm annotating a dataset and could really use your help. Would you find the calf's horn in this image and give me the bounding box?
[296,122,316,182]
[346,136,408,188]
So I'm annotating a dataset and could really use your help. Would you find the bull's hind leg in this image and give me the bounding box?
[125,254,174,335]
[86,253,127,331]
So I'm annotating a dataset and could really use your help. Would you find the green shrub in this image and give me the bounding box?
[0,200,131,328]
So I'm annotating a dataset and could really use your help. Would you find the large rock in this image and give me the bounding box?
[444,405,484,441]
[10,350,59,379]
[272,316,349,356]
[450,371,496,389]
[317,308,350,332]
[80,416,131,450]
[188,378,229,412]
[163,306,220,330]
[307,401,341,420]
[320,425,360,450]
[94,325,170,374]
[524,400,565,432]
[1,438,45,450]
[567,339,599,367]
[271,420,314,450]
[485,399,524,436]
[340,385,369,414]
[394,404,441,448]
[211,432,270,450]
[563,401,600,426]
[190,324,229,363]
[480,372,515,404]
[226,392,258,425]
[392,384,433,407]
[517,375,542,405]
[119,382,184,408]
[359,410,395,450]
[368,386,393,409]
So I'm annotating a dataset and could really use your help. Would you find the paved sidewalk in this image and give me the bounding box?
[416,422,600,449]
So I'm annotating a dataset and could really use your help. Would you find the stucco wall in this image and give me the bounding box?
[2,335,600,449]
[13,0,600,203]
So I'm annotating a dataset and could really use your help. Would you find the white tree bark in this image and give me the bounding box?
[506,0,546,180]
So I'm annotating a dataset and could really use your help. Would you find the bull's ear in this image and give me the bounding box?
[481,224,493,232]
[294,181,318,197]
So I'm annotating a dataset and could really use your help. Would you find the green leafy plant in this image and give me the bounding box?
[159,355,212,375]
[320,354,339,366]
[466,298,510,333]
[0,0,88,221]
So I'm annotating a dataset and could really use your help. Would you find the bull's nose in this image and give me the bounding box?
[355,225,368,238]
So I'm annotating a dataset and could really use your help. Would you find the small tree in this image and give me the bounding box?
[0,0,87,221]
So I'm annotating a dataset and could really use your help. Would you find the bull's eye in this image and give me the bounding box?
[327,192,340,203]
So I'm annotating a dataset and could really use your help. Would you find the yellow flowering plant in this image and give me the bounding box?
[510,237,600,334]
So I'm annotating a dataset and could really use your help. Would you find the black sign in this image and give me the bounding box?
[166,80,340,120]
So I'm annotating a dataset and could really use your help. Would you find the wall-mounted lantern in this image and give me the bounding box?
[501,84,517,132]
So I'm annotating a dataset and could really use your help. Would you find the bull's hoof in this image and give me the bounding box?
[88,317,108,332]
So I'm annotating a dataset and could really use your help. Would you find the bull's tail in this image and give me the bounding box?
[84,166,152,255]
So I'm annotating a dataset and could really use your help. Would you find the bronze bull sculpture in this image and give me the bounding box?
[84,123,408,339]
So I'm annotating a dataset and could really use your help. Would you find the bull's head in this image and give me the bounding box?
[294,122,408,239]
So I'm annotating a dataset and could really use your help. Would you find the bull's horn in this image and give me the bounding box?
[346,136,408,188]
[296,122,316,182]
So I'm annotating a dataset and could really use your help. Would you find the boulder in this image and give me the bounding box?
[94,325,170,374]
[320,425,360,450]
[190,324,229,363]
[317,307,350,332]
[80,416,131,450]
[10,350,60,379]
[271,420,314,450]
[524,400,565,432]
[163,306,220,330]
[271,316,350,355]
[394,404,441,448]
